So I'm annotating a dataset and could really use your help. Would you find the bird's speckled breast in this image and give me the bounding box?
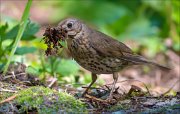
[67,36,125,74]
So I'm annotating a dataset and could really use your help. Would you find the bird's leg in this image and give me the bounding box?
[109,72,119,99]
[82,73,97,97]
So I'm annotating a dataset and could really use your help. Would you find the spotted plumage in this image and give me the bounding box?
[57,18,170,98]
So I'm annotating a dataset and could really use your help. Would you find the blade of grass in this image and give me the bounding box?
[3,0,33,75]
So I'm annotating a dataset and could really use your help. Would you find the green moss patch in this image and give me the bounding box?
[107,100,131,112]
[16,86,87,113]
[0,86,87,114]
[0,92,14,102]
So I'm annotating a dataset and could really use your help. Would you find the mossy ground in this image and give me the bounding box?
[0,86,87,114]
[0,92,13,102]
[107,100,131,111]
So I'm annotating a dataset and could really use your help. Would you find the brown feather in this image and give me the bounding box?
[121,54,171,70]
[88,29,170,71]
[89,30,133,57]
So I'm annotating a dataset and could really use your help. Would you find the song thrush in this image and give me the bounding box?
[56,18,170,98]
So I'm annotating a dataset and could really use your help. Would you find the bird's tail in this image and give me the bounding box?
[121,54,171,71]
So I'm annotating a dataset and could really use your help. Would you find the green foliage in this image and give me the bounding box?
[0,23,8,56]
[0,21,39,67]
[26,66,40,76]
[27,57,80,82]
[15,46,37,55]
[5,21,39,41]
[15,86,87,113]
[3,0,33,74]
[0,92,13,102]
[54,59,79,76]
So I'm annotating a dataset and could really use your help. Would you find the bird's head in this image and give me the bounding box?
[57,18,82,38]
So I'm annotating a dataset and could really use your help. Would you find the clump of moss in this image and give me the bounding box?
[107,100,131,112]
[0,92,14,102]
[15,86,87,113]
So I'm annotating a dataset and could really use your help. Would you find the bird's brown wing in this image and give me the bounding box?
[89,30,133,57]
[89,30,170,70]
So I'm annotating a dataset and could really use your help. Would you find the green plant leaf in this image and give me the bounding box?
[56,59,79,76]
[23,21,40,38]
[5,21,39,41]
[26,66,40,76]
[15,46,37,55]
[119,17,159,40]
[0,23,9,54]
[0,23,8,37]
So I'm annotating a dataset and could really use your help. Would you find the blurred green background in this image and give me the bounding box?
[0,0,179,85]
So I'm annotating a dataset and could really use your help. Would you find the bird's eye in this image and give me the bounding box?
[67,22,73,28]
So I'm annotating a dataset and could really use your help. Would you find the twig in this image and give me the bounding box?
[104,85,111,91]
[17,81,31,84]
[48,78,57,88]
[85,94,108,103]
[0,88,17,93]
[0,94,17,104]
[3,72,26,80]
[12,71,15,78]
